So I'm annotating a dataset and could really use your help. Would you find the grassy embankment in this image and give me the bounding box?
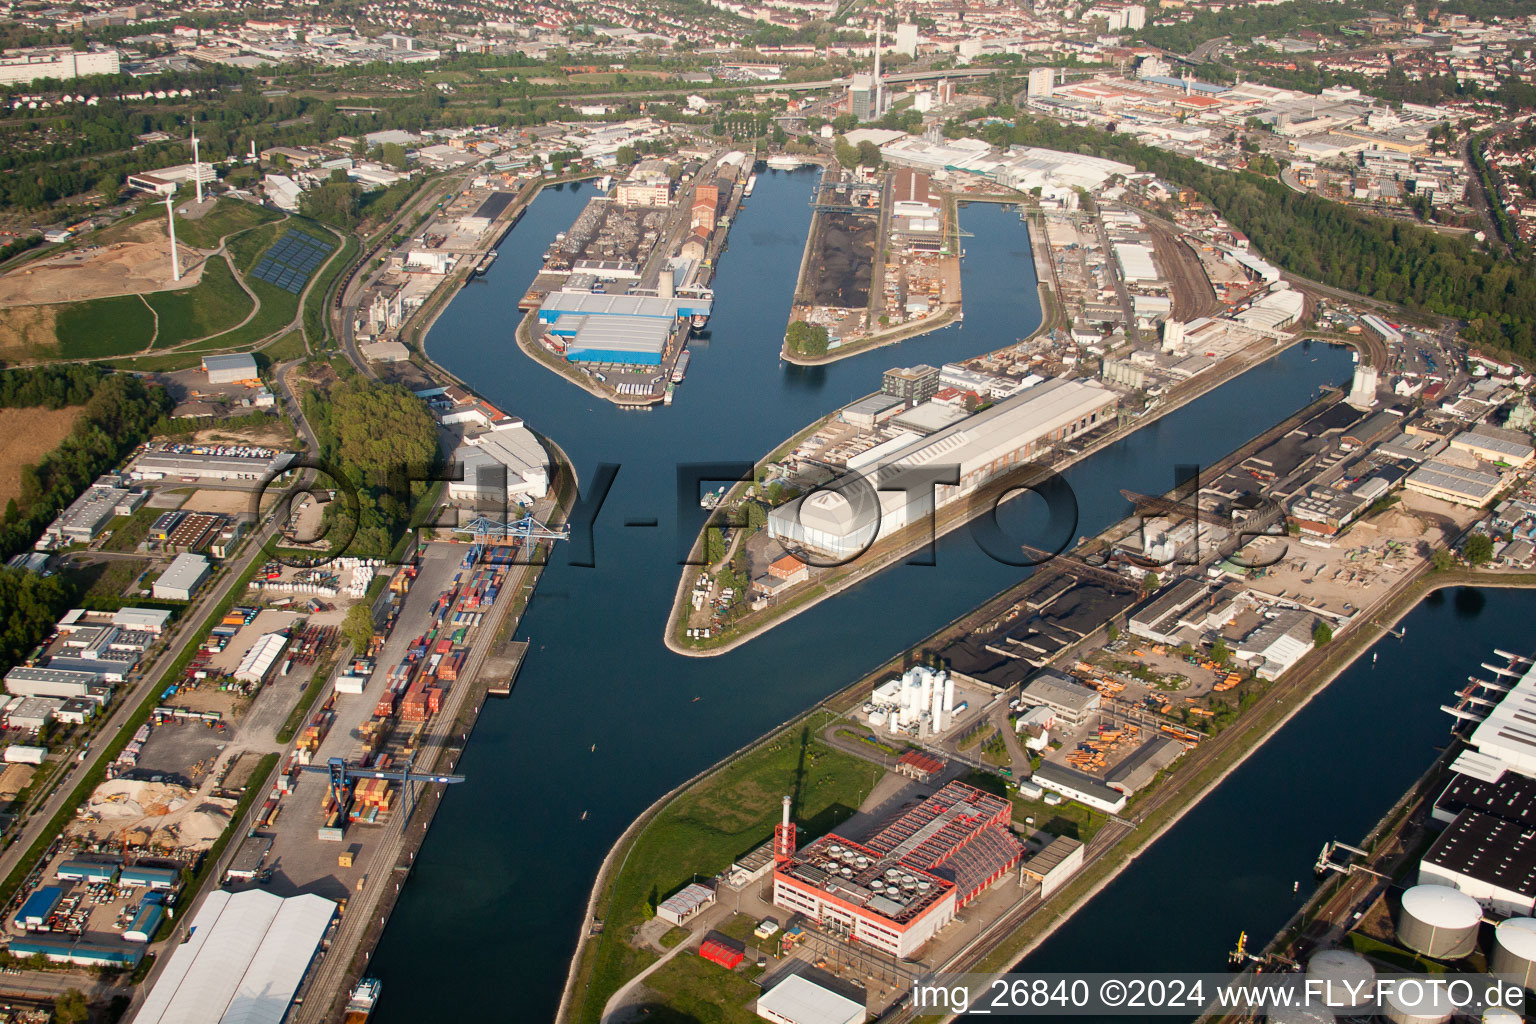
[567,714,878,1024]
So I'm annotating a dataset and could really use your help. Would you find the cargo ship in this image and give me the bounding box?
[744,173,758,197]
[672,349,691,383]
[473,250,497,276]
[343,978,382,1024]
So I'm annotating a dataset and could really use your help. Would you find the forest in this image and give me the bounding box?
[958,113,1536,360]
[302,379,441,559]
[0,367,172,564]
[0,366,172,676]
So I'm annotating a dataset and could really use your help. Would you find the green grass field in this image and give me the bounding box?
[171,199,280,250]
[147,255,253,348]
[262,330,307,363]
[182,275,298,351]
[574,720,876,1024]
[638,951,765,1024]
[54,294,156,358]
[227,222,283,273]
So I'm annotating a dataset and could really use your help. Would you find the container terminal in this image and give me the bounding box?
[516,146,759,405]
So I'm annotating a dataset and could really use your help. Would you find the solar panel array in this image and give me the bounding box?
[250,231,335,295]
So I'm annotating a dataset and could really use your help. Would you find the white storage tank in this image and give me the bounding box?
[1266,1001,1335,1024]
[1306,949,1375,1011]
[1492,917,1536,991]
[1398,884,1481,959]
[1383,980,1456,1024]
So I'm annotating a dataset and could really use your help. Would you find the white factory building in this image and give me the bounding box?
[132,889,337,1024]
[866,665,956,735]
[1462,664,1536,779]
[153,553,211,601]
[448,421,550,504]
[768,379,1117,559]
[0,45,119,86]
[202,353,260,386]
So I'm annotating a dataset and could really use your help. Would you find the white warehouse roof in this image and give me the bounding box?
[234,633,288,683]
[757,973,865,1024]
[132,889,336,1024]
[1467,662,1536,777]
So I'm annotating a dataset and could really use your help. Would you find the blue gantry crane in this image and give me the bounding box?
[453,513,569,565]
[297,754,465,824]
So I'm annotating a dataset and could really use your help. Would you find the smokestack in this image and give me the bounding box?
[874,18,883,117]
[774,794,796,864]
[165,191,181,282]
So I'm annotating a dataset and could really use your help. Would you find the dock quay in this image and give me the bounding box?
[485,639,529,696]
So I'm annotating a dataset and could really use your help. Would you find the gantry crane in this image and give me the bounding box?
[454,513,569,564]
[297,754,465,824]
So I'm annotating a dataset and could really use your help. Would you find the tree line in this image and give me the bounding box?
[302,379,441,559]
[955,113,1536,361]
[0,367,172,564]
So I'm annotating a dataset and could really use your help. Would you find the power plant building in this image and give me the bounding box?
[767,379,1117,559]
[772,781,1023,958]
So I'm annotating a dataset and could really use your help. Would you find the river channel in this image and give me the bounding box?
[371,169,1354,1022]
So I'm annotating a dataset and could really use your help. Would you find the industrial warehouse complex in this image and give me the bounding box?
[535,289,712,366]
[772,781,1024,958]
[767,378,1118,559]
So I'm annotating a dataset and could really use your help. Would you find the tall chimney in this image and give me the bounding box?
[774,794,796,864]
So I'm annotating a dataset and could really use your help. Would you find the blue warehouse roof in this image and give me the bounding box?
[15,886,62,926]
[537,290,711,323]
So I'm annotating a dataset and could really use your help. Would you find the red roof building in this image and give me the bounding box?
[699,934,746,969]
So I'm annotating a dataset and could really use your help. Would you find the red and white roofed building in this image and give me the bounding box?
[772,781,1023,958]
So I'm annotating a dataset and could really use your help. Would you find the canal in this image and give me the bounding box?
[370,169,1354,1022]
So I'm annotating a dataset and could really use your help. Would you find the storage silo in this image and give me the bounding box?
[1492,917,1536,991]
[1382,980,1456,1024]
[1306,949,1375,1012]
[1266,1001,1335,1024]
[1484,1006,1523,1024]
[1398,884,1482,959]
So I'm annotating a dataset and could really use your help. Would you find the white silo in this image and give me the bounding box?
[920,669,934,720]
[1382,980,1456,1024]
[943,674,955,713]
[1398,884,1482,959]
[1306,949,1375,1012]
[930,674,945,732]
[1265,1001,1335,1024]
[1492,917,1536,991]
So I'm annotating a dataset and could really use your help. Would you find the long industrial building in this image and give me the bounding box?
[449,420,551,503]
[768,379,1117,558]
[132,889,337,1024]
[536,290,711,366]
[772,781,1023,958]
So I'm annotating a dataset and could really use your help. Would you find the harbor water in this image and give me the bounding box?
[370,170,1355,1022]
